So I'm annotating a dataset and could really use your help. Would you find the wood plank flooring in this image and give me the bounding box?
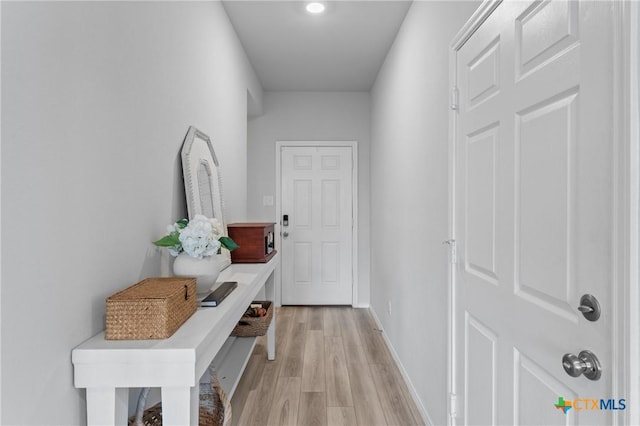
[231,306,425,426]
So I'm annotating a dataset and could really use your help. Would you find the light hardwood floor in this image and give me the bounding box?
[230,306,425,426]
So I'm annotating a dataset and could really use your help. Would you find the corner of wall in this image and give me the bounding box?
[247,89,263,119]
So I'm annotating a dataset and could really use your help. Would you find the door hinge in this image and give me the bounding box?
[449,392,457,418]
[443,239,457,264]
[450,86,459,111]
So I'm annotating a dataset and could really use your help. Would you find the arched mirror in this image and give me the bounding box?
[181,126,231,269]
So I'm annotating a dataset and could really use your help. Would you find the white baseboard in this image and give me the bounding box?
[368,307,434,426]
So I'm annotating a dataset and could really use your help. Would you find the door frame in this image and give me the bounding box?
[446,1,639,425]
[275,141,359,307]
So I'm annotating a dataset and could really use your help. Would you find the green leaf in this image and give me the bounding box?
[153,235,180,247]
[219,236,239,251]
[176,219,188,229]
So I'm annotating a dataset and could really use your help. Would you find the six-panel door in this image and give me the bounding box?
[281,146,354,305]
[455,1,615,424]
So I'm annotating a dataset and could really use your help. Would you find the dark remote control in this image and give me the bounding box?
[201,281,238,307]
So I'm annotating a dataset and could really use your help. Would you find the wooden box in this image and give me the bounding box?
[105,277,197,340]
[227,222,276,263]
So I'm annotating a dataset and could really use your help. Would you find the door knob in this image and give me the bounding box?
[282,231,289,238]
[562,350,602,381]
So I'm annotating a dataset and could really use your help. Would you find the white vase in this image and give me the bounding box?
[173,253,221,294]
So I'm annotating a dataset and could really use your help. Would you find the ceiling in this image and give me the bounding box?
[222,1,413,91]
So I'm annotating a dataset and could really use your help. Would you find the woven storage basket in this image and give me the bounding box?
[230,301,273,337]
[128,367,231,426]
[106,277,197,340]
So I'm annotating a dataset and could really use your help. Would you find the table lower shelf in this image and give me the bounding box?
[130,335,260,419]
[209,335,258,398]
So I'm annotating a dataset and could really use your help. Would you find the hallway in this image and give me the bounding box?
[231,306,424,426]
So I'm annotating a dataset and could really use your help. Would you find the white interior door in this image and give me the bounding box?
[280,145,353,305]
[454,1,618,424]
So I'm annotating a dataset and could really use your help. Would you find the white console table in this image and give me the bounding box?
[72,254,278,426]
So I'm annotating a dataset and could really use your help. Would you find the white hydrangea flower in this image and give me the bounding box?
[178,215,221,259]
[155,215,230,259]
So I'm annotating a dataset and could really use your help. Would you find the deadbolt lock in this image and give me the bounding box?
[578,294,601,321]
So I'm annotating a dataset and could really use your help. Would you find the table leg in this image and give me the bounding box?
[161,386,199,426]
[267,308,276,360]
[86,387,128,426]
[265,269,277,360]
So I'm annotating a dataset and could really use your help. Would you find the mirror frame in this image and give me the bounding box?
[181,126,231,269]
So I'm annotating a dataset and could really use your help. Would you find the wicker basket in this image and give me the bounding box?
[106,277,197,340]
[128,366,231,426]
[230,301,273,337]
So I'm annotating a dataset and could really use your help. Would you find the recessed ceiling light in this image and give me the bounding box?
[305,2,326,14]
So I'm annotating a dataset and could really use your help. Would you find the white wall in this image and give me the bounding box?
[0,2,261,423]
[370,1,478,424]
[247,91,371,306]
